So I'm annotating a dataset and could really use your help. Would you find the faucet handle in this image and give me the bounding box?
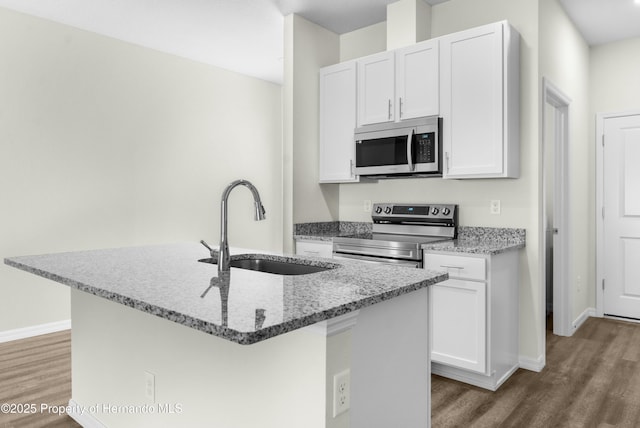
[200,240,215,257]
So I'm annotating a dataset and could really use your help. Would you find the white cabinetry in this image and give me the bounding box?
[428,254,487,373]
[319,61,358,183]
[396,42,439,121]
[357,51,395,126]
[319,21,520,183]
[425,250,519,391]
[357,40,438,127]
[295,240,333,259]
[439,21,520,179]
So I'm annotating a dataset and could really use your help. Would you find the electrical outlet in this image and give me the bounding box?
[144,371,155,403]
[363,200,372,213]
[490,200,501,215]
[333,369,350,417]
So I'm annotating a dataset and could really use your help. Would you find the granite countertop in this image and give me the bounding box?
[294,221,372,242]
[4,243,447,345]
[422,226,526,255]
[421,239,525,255]
[294,223,526,255]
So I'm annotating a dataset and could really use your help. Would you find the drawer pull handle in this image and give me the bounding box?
[440,264,464,270]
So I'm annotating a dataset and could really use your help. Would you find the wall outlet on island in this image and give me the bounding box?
[363,200,372,213]
[332,369,350,417]
[490,200,501,215]
[144,371,155,403]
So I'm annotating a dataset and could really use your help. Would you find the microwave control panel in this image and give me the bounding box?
[415,132,436,163]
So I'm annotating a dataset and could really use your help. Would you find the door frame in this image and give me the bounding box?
[541,78,572,337]
[595,110,640,317]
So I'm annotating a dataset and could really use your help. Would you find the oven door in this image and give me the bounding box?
[354,126,415,175]
[333,253,422,268]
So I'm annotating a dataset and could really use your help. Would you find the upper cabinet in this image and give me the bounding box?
[396,41,439,121]
[319,61,359,183]
[439,21,520,179]
[357,39,439,127]
[319,21,520,184]
[357,51,395,126]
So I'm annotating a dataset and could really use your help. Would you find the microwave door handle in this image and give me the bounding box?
[406,129,415,171]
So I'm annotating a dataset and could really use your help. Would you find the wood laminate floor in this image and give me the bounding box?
[1,317,640,427]
[432,316,640,427]
[0,330,80,428]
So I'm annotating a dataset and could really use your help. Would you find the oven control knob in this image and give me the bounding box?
[384,206,392,214]
[375,206,382,214]
[442,207,451,216]
[431,207,439,215]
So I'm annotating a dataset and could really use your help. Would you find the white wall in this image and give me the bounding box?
[338,0,543,362]
[340,22,387,63]
[284,15,341,252]
[538,0,591,324]
[590,38,640,114]
[0,7,283,332]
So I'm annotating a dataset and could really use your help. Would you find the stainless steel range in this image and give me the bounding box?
[332,203,458,268]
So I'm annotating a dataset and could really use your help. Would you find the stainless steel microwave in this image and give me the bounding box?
[354,116,441,178]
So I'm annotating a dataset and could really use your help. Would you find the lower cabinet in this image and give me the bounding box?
[430,279,486,373]
[295,240,333,259]
[424,250,519,391]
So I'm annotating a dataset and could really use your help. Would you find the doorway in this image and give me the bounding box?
[541,78,572,338]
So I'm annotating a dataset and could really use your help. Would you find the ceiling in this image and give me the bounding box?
[0,0,638,84]
[559,0,640,45]
[273,0,449,34]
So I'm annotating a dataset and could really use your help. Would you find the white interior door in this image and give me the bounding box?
[542,78,571,337]
[603,114,640,319]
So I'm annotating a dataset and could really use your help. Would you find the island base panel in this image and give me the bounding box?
[69,290,328,428]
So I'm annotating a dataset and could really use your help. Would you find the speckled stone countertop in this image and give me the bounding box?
[422,227,526,255]
[294,221,372,242]
[4,243,447,345]
[294,223,526,255]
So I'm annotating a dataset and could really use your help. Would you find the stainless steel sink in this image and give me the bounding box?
[198,255,338,276]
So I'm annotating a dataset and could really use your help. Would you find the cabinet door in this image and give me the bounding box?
[440,22,508,178]
[319,62,358,183]
[357,51,395,126]
[396,40,439,120]
[430,279,487,373]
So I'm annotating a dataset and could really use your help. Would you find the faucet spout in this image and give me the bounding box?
[218,179,266,275]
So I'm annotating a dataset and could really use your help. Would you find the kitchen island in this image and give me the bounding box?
[5,243,447,428]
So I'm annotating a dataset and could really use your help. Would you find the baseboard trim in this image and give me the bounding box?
[431,362,519,391]
[519,354,545,372]
[573,307,596,332]
[0,319,71,343]
[68,399,108,428]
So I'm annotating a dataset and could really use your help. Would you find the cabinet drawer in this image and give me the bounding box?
[424,253,486,280]
[295,240,333,259]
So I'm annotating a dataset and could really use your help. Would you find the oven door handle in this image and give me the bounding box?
[406,129,415,171]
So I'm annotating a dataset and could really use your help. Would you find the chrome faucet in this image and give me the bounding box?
[218,179,266,275]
